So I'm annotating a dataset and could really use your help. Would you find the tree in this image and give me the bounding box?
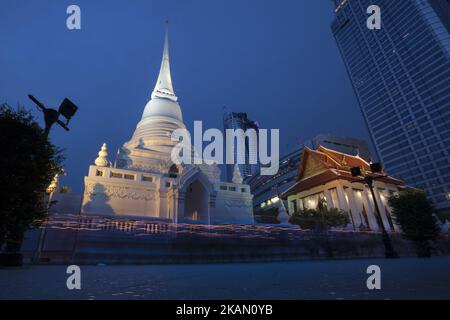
[0,104,64,266]
[388,192,440,258]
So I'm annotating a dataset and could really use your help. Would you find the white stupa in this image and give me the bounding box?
[81,24,254,225]
[94,143,111,167]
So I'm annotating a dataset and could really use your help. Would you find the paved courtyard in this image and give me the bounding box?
[1,257,450,299]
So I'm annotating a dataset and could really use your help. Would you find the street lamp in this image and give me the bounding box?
[28,95,78,137]
[351,163,399,259]
[27,94,78,263]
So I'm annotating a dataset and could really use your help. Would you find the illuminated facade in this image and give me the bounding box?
[282,146,408,231]
[247,135,372,212]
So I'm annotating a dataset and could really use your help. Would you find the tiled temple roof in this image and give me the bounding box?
[281,145,405,198]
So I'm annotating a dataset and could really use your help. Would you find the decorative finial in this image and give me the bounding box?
[232,164,243,184]
[95,143,111,167]
[151,20,176,100]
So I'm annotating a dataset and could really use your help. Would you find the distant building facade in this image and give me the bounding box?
[331,0,450,212]
[246,146,302,211]
[282,146,408,232]
[304,134,372,161]
[223,112,260,181]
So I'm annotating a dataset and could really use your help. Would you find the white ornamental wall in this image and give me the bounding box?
[81,166,163,218]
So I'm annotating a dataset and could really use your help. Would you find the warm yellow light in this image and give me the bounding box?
[46,174,59,194]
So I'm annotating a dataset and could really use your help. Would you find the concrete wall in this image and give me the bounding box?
[213,188,254,225]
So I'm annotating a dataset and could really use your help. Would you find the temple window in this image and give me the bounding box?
[96,170,104,177]
[142,175,153,182]
[124,174,135,180]
[110,172,123,179]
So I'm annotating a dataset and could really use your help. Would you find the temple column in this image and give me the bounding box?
[323,188,334,208]
[336,183,352,229]
[336,184,349,211]
[176,191,186,224]
[362,187,379,231]
[208,193,217,226]
[336,183,355,229]
[345,187,362,230]
[372,187,392,231]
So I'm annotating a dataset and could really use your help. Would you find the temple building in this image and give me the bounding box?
[281,146,409,232]
[80,27,254,225]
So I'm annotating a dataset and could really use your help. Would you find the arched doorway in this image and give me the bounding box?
[184,180,209,223]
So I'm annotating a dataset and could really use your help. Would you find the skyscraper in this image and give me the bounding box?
[223,112,260,182]
[331,0,450,213]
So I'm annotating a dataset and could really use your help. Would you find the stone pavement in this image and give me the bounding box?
[1,257,449,299]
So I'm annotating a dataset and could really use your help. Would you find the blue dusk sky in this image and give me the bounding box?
[0,0,372,192]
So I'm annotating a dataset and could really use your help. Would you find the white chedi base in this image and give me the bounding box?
[81,162,255,225]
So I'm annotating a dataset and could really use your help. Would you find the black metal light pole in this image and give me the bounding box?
[28,95,78,137]
[27,94,78,263]
[351,164,399,259]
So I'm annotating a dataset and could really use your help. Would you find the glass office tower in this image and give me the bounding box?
[331,0,450,212]
[223,112,260,182]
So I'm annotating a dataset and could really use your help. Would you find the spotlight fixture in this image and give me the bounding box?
[350,166,362,177]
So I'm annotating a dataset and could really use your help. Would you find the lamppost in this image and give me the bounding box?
[351,163,398,259]
[28,95,78,137]
[28,94,78,263]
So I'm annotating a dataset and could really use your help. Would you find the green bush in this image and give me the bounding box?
[289,199,350,231]
[388,192,440,258]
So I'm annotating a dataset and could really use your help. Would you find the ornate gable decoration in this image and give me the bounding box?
[317,145,371,171]
[297,147,329,181]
